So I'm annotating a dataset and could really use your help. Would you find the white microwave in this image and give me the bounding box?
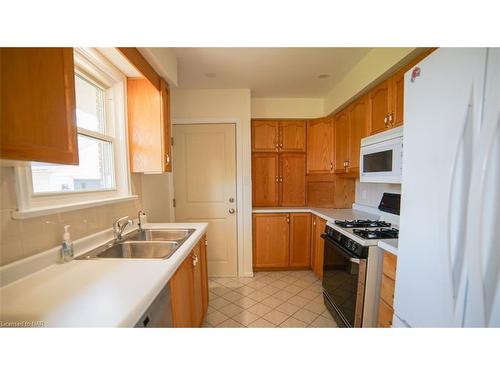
[360,127,403,183]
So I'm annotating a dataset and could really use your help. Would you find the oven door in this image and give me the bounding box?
[359,137,402,183]
[322,235,367,327]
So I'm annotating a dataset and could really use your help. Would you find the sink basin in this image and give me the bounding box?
[127,229,195,242]
[77,241,180,260]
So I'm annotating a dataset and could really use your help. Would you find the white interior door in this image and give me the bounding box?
[173,123,237,277]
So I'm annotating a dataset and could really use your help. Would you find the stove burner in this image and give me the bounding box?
[353,228,399,239]
[334,219,391,228]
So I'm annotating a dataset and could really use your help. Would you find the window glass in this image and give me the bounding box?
[75,73,106,134]
[31,135,115,193]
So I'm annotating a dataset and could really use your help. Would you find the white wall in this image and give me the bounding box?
[355,180,401,208]
[161,88,253,277]
[251,97,324,118]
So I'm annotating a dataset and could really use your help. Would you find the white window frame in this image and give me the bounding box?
[13,48,135,219]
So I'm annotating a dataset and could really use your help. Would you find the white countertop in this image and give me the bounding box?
[0,222,207,327]
[377,239,399,256]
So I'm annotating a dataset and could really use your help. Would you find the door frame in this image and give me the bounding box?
[171,117,253,277]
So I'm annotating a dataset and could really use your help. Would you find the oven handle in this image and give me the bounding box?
[321,234,362,264]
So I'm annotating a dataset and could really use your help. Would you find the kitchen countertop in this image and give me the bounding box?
[377,239,399,256]
[0,222,207,327]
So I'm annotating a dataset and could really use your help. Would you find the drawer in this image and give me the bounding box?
[380,274,395,307]
[378,299,394,328]
[382,252,397,279]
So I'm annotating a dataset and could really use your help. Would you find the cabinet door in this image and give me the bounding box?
[0,48,78,164]
[368,79,391,135]
[279,120,306,152]
[306,118,334,174]
[200,235,209,315]
[289,213,312,267]
[280,153,306,206]
[252,120,279,152]
[253,213,290,268]
[390,71,404,127]
[160,78,172,171]
[170,253,194,327]
[192,243,204,327]
[334,109,350,174]
[252,153,279,206]
[127,78,164,173]
[312,217,327,279]
[348,95,368,173]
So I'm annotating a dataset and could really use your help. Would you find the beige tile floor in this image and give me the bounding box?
[203,270,338,328]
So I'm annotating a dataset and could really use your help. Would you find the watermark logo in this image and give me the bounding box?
[0,320,45,328]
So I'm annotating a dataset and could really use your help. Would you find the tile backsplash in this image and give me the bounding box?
[0,167,143,266]
[354,180,401,209]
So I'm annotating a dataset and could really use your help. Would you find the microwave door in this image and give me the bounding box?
[360,138,402,183]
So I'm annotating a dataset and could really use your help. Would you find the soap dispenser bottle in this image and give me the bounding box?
[61,225,74,263]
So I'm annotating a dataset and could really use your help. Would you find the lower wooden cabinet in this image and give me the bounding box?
[169,236,208,327]
[253,213,290,268]
[311,215,327,279]
[378,251,398,328]
[289,213,312,267]
[253,213,311,269]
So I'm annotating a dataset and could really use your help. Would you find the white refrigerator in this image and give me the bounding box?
[393,48,500,327]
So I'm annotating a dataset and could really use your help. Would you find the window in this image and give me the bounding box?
[31,73,116,194]
[14,48,134,217]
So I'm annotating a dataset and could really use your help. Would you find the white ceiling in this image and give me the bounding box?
[172,48,372,98]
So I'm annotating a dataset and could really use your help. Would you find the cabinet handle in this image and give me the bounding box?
[388,112,394,127]
[330,162,333,171]
[286,216,290,223]
[279,143,283,149]
[275,176,279,182]
[384,114,389,127]
[165,154,170,165]
[192,254,199,267]
[279,176,283,183]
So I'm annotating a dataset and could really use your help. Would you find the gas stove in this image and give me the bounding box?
[334,219,391,228]
[352,227,399,240]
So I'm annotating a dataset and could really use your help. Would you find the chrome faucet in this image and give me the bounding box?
[113,216,133,241]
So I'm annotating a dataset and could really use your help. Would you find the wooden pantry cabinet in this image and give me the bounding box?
[127,77,172,173]
[377,251,398,328]
[0,48,79,164]
[334,95,369,175]
[253,213,311,269]
[169,236,208,327]
[306,117,335,174]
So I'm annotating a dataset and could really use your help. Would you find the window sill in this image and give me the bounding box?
[11,195,139,220]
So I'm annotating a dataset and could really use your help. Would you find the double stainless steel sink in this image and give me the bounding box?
[76,228,195,260]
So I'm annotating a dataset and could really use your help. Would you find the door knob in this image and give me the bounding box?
[229,208,236,214]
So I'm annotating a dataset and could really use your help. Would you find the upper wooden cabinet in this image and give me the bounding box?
[306,118,334,174]
[334,95,369,175]
[334,109,350,173]
[127,77,171,173]
[251,120,306,152]
[253,213,290,268]
[368,79,392,135]
[279,120,306,152]
[0,48,79,164]
[252,120,279,152]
